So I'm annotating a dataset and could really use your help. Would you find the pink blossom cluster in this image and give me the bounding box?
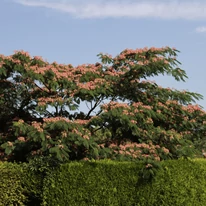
[14,50,31,58]
[38,97,64,106]
[73,119,89,125]
[71,128,91,140]
[77,78,106,91]
[43,117,71,123]
[108,141,169,161]
[102,101,130,112]
[61,131,67,138]
[31,121,43,132]
[182,104,203,113]
[17,137,26,142]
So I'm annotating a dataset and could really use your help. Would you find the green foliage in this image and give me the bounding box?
[42,159,206,206]
[136,159,206,206]
[0,162,27,205]
[0,162,42,206]
[0,47,206,164]
[21,163,43,206]
[42,160,142,206]
[1,160,206,205]
[138,159,162,181]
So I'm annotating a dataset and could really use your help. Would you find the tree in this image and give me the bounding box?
[0,47,206,163]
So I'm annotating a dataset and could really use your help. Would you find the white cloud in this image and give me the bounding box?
[195,26,206,33]
[14,0,206,20]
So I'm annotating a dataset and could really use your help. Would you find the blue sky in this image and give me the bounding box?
[1,0,206,108]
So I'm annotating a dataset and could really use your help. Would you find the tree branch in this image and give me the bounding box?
[85,96,103,119]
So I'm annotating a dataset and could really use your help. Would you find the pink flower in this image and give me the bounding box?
[130,120,137,124]
[146,164,153,168]
[58,144,64,149]
[7,141,13,147]
[18,137,25,142]
[162,147,169,154]
[83,135,89,140]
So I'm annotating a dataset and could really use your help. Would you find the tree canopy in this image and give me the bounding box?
[0,47,206,163]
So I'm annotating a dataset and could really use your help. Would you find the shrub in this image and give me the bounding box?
[0,162,27,205]
[42,159,206,206]
[0,162,42,206]
[136,159,206,206]
[42,160,142,206]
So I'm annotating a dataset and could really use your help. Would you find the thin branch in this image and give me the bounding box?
[85,101,90,110]
[55,106,59,117]
[95,109,103,116]
[93,126,104,133]
[44,109,54,117]
[92,122,108,134]
[85,96,103,119]
[34,82,51,95]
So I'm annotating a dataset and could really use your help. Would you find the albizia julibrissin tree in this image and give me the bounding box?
[0,47,206,163]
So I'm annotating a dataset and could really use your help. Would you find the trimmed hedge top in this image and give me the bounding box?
[42,159,206,206]
[1,159,206,206]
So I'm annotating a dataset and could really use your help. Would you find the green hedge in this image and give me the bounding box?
[0,162,42,206]
[42,159,206,206]
[1,159,206,205]
[0,162,26,205]
[136,159,206,206]
[42,160,142,206]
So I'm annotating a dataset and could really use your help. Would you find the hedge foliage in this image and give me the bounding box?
[136,159,206,206]
[42,160,142,206]
[0,162,42,206]
[42,159,206,206]
[0,162,26,205]
[1,160,206,206]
